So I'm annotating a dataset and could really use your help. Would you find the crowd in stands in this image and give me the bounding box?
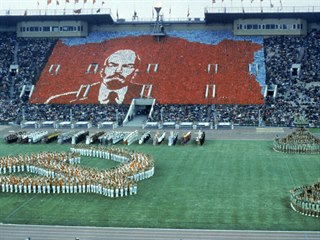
[151,104,210,123]
[0,33,128,125]
[0,31,319,127]
[0,101,128,126]
[148,31,320,127]
[151,104,262,126]
[0,33,15,100]
[13,37,56,99]
[264,30,320,127]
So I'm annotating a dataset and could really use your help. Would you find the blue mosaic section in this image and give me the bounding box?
[168,30,263,45]
[61,31,147,46]
[253,49,266,93]
[61,30,265,89]
[61,30,263,46]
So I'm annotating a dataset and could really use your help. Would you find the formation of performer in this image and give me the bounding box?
[0,146,155,198]
[71,144,130,163]
[290,180,320,218]
[273,128,320,154]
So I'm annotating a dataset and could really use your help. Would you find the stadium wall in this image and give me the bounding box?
[90,23,233,33]
[0,25,16,32]
[234,18,307,36]
[17,20,88,37]
[308,22,320,31]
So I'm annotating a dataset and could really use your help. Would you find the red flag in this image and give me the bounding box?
[47,0,52,4]
[93,0,96,4]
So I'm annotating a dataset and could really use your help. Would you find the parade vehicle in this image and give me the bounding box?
[139,131,151,145]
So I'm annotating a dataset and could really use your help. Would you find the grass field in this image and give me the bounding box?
[309,128,320,133]
[0,140,319,231]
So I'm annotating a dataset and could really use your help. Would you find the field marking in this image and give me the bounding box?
[5,195,37,220]
[283,156,295,186]
[256,127,284,133]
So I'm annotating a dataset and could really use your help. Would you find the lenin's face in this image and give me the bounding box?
[101,49,138,90]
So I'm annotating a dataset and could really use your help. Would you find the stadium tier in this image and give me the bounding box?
[0,30,319,127]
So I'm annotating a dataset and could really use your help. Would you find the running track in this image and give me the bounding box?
[0,224,319,240]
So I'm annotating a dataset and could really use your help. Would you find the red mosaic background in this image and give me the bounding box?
[30,35,264,105]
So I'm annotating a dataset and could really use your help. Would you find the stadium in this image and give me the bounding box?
[0,0,319,239]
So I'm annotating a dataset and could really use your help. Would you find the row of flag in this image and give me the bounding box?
[212,0,264,2]
[212,0,283,8]
[46,0,104,4]
[211,0,284,2]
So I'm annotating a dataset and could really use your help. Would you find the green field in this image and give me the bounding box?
[309,128,320,133]
[0,140,319,231]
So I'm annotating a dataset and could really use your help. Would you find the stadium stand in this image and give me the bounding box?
[0,29,319,127]
[0,33,15,100]
[263,30,320,127]
[30,33,264,105]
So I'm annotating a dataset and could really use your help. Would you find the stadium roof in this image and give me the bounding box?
[205,6,320,24]
[0,8,114,26]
